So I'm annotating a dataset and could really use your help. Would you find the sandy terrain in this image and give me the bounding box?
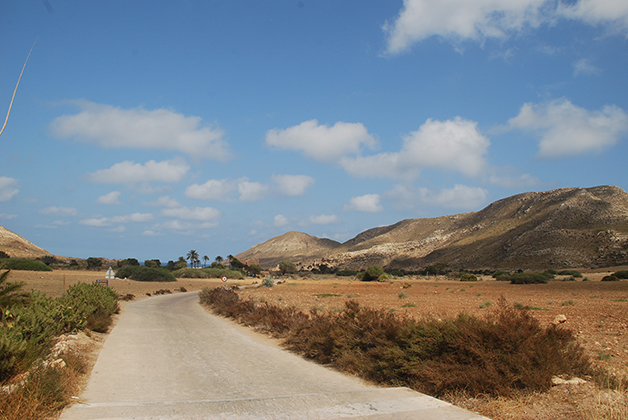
[7,268,628,420]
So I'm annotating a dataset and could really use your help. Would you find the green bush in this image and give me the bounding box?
[115,266,175,282]
[601,275,619,282]
[336,270,358,277]
[460,273,478,282]
[361,265,384,282]
[496,272,551,284]
[172,267,244,279]
[613,270,628,279]
[278,260,297,275]
[0,282,118,382]
[0,259,52,272]
[558,270,583,278]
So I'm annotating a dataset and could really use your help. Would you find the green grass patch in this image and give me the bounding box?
[314,293,340,298]
[400,303,417,308]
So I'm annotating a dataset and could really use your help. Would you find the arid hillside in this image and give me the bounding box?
[237,185,628,270]
[0,225,50,259]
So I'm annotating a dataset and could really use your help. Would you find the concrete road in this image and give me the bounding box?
[60,292,490,420]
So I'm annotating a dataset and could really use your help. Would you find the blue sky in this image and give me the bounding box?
[1,1,627,263]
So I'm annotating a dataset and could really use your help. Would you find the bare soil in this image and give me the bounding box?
[9,268,628,420]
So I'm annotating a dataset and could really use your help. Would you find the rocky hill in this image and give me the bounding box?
[237,185,628,271]
[0,225,50,259]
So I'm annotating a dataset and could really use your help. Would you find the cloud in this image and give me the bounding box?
[238,181,270,202]
[79,213,153,227]
[0,177,19,202]
[306,214,339,225]
[274,214,289,227]
[185,179,238,201]
[573,58,602,77]
[489,173,540,189]
[507,99,628,158]
[386,184,488,210]
[272,175,315,196]
[266,119,377,162]
[383,0,628,54]
[96,191,121,205]
[344,194,383,212]
[558,0,628,30]
[51,101,230,161]
[429,185,489,209]
[144,196,181,208]
[0,213,17,220]
[161,206,221,221]
[340,117,490,179]
[40,206,78,216]
[88,159,190,184]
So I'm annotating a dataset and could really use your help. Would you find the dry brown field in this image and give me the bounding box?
[8,268,628,420]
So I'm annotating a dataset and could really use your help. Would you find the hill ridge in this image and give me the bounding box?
[236,185,628,270]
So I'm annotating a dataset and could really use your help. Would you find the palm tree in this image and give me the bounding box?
[215,256,223,264]
[203,255,209,268]
[186,250,199,268]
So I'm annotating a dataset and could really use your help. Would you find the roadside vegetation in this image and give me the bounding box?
[0,267,119,419]
[199,287,604,398]
[115,266,176,282]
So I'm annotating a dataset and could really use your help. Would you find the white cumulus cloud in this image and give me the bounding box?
[161,206,221,221]
[88,159,190,184]
[573,58,602,77]
[507,99,628,158]
[386,184,488,211]
[307,214,339,225]
[51,101,230,161]
[238,181,270,202]
[383,0,628,54]
[0,177,19,202]
[40,206,78,216]
[96,191,121,205]
[274,214,289,227]
[79,213,153,227]
[266,119,377,162]
[340,117,490,179]
[272,174,315,196]
[344,194,383,213]
[185,179,238,201]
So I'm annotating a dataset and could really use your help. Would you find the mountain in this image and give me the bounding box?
[237,185,628,271]
[237,231,341,268]
[0,225,50,259]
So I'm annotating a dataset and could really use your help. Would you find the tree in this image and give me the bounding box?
[186,250,200,268]
[175,256,188,270]
[361,265,384,282]
[248,264,262,276]
[215,256,224,264]
[144,259,159,268]
[278,260,297,275]
[203,255,209,268]
[86,257,103,270]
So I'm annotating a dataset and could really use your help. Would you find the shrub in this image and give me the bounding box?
[278,260,297,276]
[387,269,406,277]
[0,259,52,272]
[361,265,384,282]
[499,272,551,284]
[460,273,478,282]
[336,270,358,277]
[558,270,583,278]
[492,270,509,278]
[172,267,244,279]
[601,275,619,282]
[115,266,175,282]
[613,270,628,279]
[0,251,9,259]
[201,290,591,397]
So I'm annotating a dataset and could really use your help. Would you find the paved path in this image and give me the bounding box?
[60,292,490,420]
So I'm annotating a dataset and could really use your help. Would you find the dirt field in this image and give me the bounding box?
[8,268,628,420]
